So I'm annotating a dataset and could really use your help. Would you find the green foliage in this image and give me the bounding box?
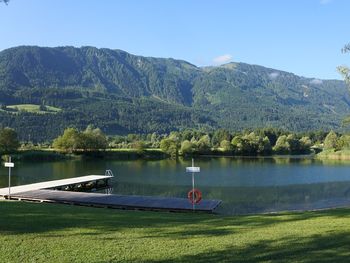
[52,126,108,152]
[211,129,231,147]
[196,135,211,153]
[220,139,232,152]
[180,140,197,155]
[52,128,81,152]
[80,125,108,150]
[338,43,350,86]
[273,135,290,154]
[231,133,271,155]
[0,127,19,153]
[299,136,312,153]
[160,138,179,158]
[324,131,338,150]
[337,135,350,150]
[132,141,146,154]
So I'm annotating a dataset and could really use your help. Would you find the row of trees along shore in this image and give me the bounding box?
[2,125,350,158]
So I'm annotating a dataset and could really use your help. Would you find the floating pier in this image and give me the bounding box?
[0,175,221,213]
[0,175,113,196]
[5,190,221,213]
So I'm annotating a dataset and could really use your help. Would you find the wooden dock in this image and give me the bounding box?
[0,174,221,213]
[5,190,221,213]
[0,175,113,196]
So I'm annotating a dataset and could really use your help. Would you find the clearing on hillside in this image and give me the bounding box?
[1,104,62,114]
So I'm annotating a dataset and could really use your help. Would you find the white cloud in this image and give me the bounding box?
[212,54,232,65]
[310,79,323,85]
[320,0,332,4]
[268,72,280,80]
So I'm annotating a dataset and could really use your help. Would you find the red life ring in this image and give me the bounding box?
[188,189,202,204]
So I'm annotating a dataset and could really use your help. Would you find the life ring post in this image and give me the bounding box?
[186,158,201,211]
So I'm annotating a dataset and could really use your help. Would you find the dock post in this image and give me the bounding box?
[8,156,11,199]
[191,159,195,211]
[186,159,200,211]
[4,156,14,199]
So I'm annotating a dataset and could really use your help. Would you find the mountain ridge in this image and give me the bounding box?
[0,46,349,142]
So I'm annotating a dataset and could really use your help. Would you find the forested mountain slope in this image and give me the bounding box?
[0,46,348,141]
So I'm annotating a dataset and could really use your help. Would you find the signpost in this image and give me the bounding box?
[4,156,14,199]
[186,159,200,211]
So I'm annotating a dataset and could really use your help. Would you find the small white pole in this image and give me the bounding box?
[4,156,14,200]
[192,158,195,211]
[186,159,200,212]
[8,156,11,199]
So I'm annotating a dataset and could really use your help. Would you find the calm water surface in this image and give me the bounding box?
[2,156,350,215]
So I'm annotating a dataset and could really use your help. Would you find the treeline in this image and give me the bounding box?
[0,126,343,158]
[107,128,329,157]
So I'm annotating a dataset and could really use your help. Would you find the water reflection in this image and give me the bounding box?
[1,157,350,215]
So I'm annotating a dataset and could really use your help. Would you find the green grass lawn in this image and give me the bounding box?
[1,201,350,263]
[1,104,61,114]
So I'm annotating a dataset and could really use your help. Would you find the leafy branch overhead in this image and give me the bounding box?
[338,43,350,86]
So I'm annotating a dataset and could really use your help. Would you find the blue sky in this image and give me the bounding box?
[0,0,349,79]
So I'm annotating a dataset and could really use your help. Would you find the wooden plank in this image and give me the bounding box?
[7,190,222,213]
[0,175,113,196]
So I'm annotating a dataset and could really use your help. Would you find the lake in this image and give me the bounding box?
[1,156,350,215]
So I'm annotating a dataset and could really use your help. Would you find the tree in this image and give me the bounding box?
[220,140,232,152]
[160,138,179,158]
[232,132,271,155]
[133,141,146,154]
[52,128,81,152]
[336,135,350,150]
[52,126,108,152]
[273,135,290,154]
[212,129,231,147]
[286,134,300,153]
[338,43,350,86]
[231,135,244,154]
[0,127,20,153]
[180,140,197,155]
[81,125,108,150]
[299,136,312,153]
[196,135,211,153]
[39,104,47,112]
[323,131,338,150]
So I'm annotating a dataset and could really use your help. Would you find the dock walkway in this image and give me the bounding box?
[0,174,221,213]
[6,190,221,212]
[0,175,113,196]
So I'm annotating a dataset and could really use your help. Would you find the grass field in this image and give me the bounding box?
[1,104,61,114]
[1,201,350,262]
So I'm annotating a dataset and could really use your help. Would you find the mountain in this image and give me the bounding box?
[0,46,349,142]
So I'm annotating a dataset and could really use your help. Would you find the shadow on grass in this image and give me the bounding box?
[145,232,350,263]
[3,202,350,262]
[1,201,350,236]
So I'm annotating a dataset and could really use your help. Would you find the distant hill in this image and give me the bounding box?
[0,46,349,142]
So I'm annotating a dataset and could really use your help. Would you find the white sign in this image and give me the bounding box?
[186,167,200,173]
[4,162,14,168]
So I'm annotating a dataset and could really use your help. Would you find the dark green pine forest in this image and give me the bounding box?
[0,46,349,142]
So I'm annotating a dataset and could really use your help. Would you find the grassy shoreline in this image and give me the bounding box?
[316,149,350,160]
[1,201,350,262]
